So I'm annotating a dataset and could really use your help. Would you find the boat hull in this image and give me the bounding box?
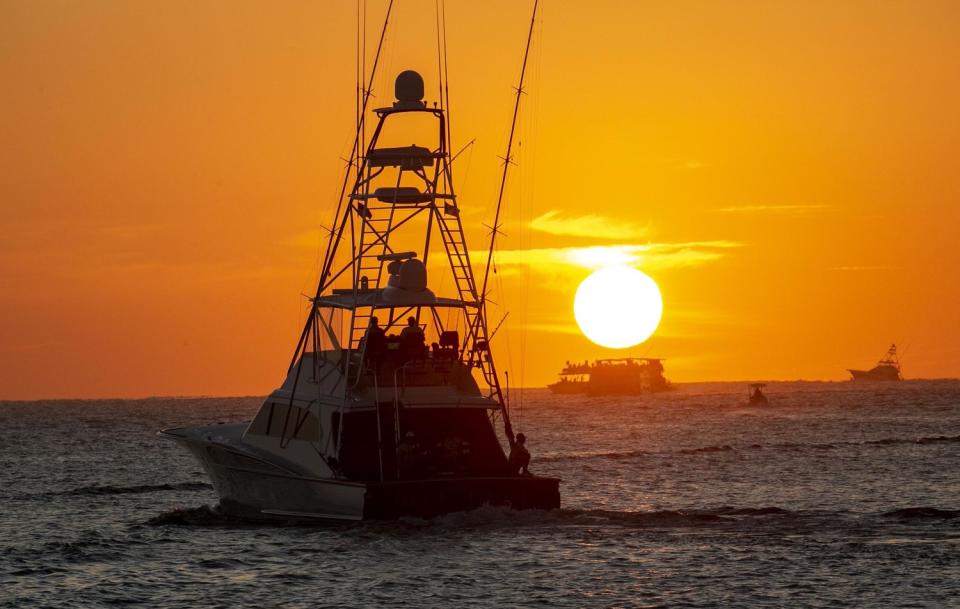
[547,381,588,395]
[164,431,560,521]
[848,368,901,382]
[547,381,674,396]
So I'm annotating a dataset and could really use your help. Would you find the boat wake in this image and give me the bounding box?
[537,434,960,463]
[144,502,959,530]
[145,504,254,527]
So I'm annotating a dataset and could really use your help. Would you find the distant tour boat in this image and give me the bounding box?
[547,358,671,396]
[848,344,902,382]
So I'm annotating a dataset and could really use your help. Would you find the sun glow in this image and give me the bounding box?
[574,266,663,349]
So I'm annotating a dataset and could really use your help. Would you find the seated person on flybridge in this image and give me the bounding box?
[362,317,387,367]
[400,316,427,361]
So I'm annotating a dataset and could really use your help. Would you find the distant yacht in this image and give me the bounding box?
[848,344,902,381]
[548,358,671,396]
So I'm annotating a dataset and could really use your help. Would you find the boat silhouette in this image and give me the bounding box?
[848,344,902,382]
[160,4,558,521]
[747,383,768,406]
[548,358,671,396]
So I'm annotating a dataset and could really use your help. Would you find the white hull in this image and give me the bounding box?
[161,424,560,521]
[162,425,366,520]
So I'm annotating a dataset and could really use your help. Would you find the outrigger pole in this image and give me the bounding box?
[275,1,396,467]
[475,0,538,446]
[287,0,394,375]
[316,0,395,300]
[478,0,539,308]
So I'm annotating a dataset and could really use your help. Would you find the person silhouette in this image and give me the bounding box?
[400,316,425,360]
[363,316,386,368]
[508,433,531,476]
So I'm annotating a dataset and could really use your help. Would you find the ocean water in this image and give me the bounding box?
[2,381,959,608]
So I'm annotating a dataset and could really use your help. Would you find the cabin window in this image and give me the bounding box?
[249,403,320,441]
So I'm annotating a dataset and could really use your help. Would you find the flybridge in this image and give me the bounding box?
[293,69,504,403]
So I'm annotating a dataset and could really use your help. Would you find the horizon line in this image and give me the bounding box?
[3,378,958,403]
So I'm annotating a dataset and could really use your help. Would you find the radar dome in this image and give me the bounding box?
[395,70,425,105]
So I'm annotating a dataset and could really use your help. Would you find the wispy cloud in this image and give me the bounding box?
[524,322,584,336]
[529,210,649,240]
[480,241,741,272]
[716,204,829,214]
[830,265,898,271]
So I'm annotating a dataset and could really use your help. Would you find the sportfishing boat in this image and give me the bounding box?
[747,383,768,406]
[848,344,902,382]
[160,5,559,521]
[547,358,671,396]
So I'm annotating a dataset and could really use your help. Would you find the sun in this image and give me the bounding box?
[574,266,663,349]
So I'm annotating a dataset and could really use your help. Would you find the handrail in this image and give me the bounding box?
[373,371,384,482]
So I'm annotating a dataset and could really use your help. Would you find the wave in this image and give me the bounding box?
[4,533,131,564]
[522,508,736,527]
[537,449,650,463]
[536,435,960,464]
[709,506,791,516]
[678,445,734,454]
[146,504,253,527]
[60,481,212,497]
[864,435,960,446]
[881,507,960,520]
[537,444,734,462]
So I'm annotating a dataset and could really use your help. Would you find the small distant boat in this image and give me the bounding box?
[747,383,768,406]
[848,344,902,382]
[547,358,671,396]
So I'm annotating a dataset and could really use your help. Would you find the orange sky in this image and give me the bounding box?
[2,1,959,399]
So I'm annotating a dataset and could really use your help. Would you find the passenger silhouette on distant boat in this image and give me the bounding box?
[508,432,531,476]
[363,316,386,368]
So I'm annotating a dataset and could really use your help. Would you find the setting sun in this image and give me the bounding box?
[573,266,664,349]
